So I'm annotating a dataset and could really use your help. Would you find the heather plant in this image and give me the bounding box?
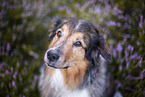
[0,0,144,97]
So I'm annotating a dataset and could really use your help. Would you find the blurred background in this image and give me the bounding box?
[0,0,144,97]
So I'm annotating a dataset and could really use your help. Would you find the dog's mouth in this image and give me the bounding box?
[45,63,70,69]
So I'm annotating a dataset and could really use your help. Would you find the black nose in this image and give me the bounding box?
[47,51,59,62]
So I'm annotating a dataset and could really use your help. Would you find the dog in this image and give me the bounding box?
[39,18,112,97]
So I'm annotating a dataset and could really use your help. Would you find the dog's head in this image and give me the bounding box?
[44,18,112,69]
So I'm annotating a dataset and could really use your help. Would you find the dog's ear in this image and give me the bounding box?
[48,23,56,41]
[90,23,112,61]
[97,35,112,61]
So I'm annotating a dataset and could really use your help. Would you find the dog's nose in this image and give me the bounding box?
[47,51,59,62]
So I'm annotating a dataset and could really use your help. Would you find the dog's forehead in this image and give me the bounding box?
[62,24,85,39]
[61,24,87,48]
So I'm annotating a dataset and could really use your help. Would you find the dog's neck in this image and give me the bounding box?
[46,60,88,90]
[47,69,90,97]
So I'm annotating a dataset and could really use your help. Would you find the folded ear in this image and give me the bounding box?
[98,35,112,61]
[48,23,56,41]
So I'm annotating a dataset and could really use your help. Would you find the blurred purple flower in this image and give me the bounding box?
[141,69,145,77]
[116,43,122,53]
[130,53,138,59]
[133,76,145,80]
[0,62,6,69]
[58,6,64,11]
[116,22,121,27]
[24,88,28,92]
[117,15,124,19]
[6,95,10,97]
[139,15,143,28]
[124,50,128,59]
[12,81,17,88]
[32,75,38,88]
[13,72,17,79]
[107,21,116,27]
[119,65,122,72]
[13,35,16,41]
[24,60,28,65]
[113,50,117,58]
[126,75,131,79]
[66,8,71,14]
[136,41,140,46]
[127,45,132,50]
[115,80,122,89]
[19,74,22,82]
[126,62,130,69]
[5,70,10,75]
[11,67,13,73]
[7,43,10,51]
[143,30,145,34]
[124,22,131,29]
[136,57,142,67]
[117,9,123,14]
[130,46,134,54]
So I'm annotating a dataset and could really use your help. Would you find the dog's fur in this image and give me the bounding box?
[39,18,112,97]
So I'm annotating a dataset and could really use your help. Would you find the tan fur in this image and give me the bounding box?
[61,60,88,90]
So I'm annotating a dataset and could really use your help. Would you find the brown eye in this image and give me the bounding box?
[74,41,82,47]
[57,30,62,37]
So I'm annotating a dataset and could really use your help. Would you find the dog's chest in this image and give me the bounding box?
[49,69,89,97]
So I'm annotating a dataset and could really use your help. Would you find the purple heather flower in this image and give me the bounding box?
[107,21,116,26]
[5,70,10,75]
[130,46,134,54]
[116,22,121,27]
[24,88,28,92]
[12,81,17,88]
[141,69,145,77]
[6,95,10,97]
[137,57,142,67]
[119,65,122,72]
[7,43,10,51]
[136,41,140,46]
[58,7,64,11]
[139,15,143,28]
[130,53,138,59]
[11,67,13,73]
[126,62,130,69]
[13,35,16,41]
[113,50,117,58]
[13,72,17,79]
[116,43,122,53]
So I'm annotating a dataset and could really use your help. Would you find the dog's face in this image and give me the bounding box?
[44,18,112,69]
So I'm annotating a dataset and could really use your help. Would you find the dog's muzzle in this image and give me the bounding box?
[45,50,69,69]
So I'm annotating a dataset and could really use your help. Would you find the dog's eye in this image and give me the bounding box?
[74,41,82,47]
[57,30,62,37]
